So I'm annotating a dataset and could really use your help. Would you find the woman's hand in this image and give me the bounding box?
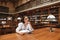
[19,32,25,35]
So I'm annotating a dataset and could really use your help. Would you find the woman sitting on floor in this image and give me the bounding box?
[16,16,34,35]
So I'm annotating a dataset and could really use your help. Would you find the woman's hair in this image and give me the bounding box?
[21,16,30,23]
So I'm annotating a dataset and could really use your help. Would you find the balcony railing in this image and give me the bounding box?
[15,0,60,12]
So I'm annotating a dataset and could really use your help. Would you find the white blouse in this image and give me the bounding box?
[16,22,34,33]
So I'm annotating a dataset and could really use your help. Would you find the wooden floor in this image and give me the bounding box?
[0,27,60,40]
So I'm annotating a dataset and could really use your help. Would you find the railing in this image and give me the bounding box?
[15,0,60,12]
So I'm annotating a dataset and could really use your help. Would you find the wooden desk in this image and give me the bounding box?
[0,28,60,40]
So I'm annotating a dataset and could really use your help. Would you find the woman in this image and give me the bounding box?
[16,16,34,35]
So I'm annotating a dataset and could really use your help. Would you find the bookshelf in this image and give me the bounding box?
[0,14,17,35]
[0,6,9,13]
[18,3,60,28]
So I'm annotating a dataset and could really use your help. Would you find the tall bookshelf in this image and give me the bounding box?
[0,14,16,35]
[18,3,60,28]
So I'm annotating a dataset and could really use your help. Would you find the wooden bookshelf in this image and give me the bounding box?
[18,3,60,28]
[0,14,17,35]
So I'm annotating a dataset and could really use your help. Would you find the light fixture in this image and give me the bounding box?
[17,17,21,20]
[1,21,6,24]
[47,14,56,21]
[7,17,12,20]
[47,14,57,32]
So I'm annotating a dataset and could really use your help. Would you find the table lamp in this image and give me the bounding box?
[47,14,57,32]
[17,17,21,20]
